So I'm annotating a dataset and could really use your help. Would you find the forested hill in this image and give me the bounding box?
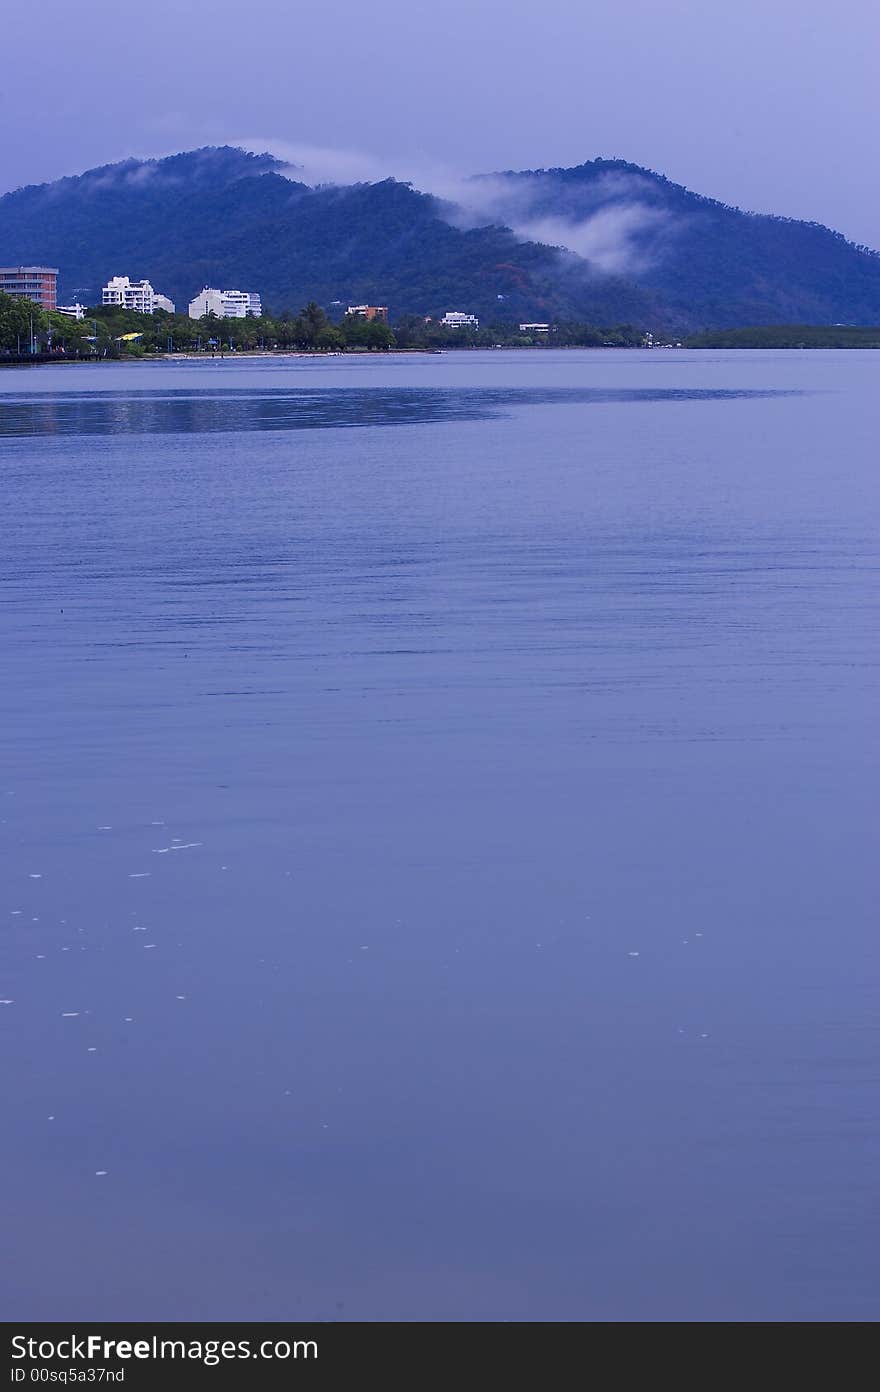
[0,148,660,327]
[1,146,878,329]
[471,159,880,327]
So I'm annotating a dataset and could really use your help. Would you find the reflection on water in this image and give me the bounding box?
[0,385,798,436]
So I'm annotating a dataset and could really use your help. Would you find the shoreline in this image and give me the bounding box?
[4,341,880,370]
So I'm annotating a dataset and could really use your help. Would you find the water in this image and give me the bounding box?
[1,349,877,1321]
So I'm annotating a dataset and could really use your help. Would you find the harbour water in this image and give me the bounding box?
[1,349,877,1320]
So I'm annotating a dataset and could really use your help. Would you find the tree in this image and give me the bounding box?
[316,326,345,351]
[0,290,43,352]
[299,301,329,346]
[46,310,91,352]
[339,315,396,350]
[364,320,395,350]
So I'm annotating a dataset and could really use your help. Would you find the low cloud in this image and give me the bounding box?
[443,168,675,275]
[231,137,674,276]
[510,206,671,275]
[231,137,406,187]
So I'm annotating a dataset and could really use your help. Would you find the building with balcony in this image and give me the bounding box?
[187,288,262,319]
[0,266,58,311]
[101,276,173,315]
[345,304,388,322]
[440,311,479,328]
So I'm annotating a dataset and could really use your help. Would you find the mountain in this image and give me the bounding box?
[0,147,660,327]
[0,146,878,329]
[463,159,880,328]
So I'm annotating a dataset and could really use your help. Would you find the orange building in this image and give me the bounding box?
[345,304,388,322]
[0,266,58,311]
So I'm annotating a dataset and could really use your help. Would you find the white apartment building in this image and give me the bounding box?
[187,288,262,320]
[56,303,87,321]
[101,275,173,315]
[519,322,550,334]
[153,293,176,313]
[440,311,479,328]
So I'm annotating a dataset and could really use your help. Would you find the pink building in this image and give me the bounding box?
[0,266,58,311]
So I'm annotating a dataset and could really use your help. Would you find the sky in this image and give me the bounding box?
[2,0,878,248]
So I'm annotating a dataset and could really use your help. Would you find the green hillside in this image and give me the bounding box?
[2,147,879,330]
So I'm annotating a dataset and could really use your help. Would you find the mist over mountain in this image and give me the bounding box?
[1,146,878,329]
[462,160,880,327]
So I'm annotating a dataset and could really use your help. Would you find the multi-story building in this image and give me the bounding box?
[56,303,87,321]
[0,266,58,311]
[153,293,176,314]
[187,288,262,319]
[345,304,388,322]
[440,311,479,329]
[519,322,550,334]
[101,275,172,315]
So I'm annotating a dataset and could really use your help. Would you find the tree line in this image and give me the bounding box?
[0,290,646,357]
[685,324,880,349]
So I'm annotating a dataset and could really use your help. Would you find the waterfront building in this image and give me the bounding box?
[153,293,176,314]
[0,266,58,310]
[519,322,550,334]
[56,303,87,320]
[440,311,479,328]
[187,288,262,319]
[345,305,388,322]
[101,275,171,314]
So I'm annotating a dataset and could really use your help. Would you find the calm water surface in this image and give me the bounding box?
[1,350,877,1320]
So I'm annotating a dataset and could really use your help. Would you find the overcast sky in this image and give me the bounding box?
[2,0,877,247]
